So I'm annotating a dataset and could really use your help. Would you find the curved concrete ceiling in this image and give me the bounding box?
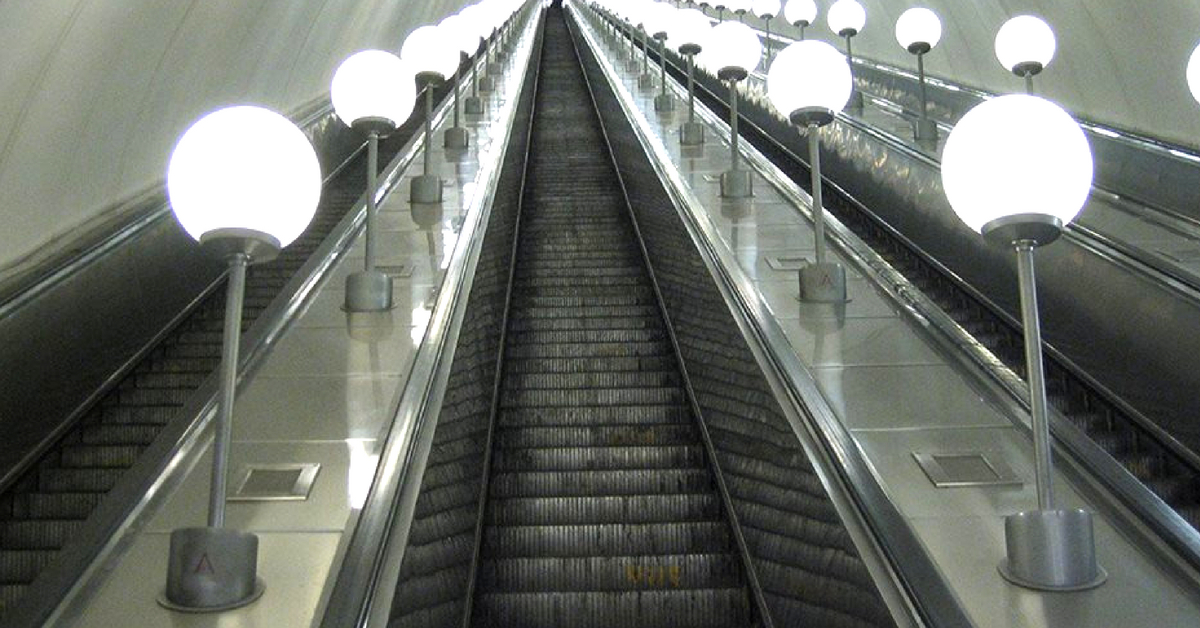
[0,0,1197,275]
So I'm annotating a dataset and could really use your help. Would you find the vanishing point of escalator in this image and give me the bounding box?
[468,13,752,628]
[0,133,411,618]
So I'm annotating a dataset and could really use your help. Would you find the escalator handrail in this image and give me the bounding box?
[316,9,545,628]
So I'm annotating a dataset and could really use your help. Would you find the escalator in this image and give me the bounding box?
[0,107,434,620]
[386,6,901,628]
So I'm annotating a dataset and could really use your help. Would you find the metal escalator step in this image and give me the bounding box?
[509,304,658,319]
[175,330,224,344]
[132,371,209,389]
[755,563,889,624]
[0,549,54,582]
[764,589,892,628]
[492,445,705,471]
[36,467,124,493]
[4,493,102,520]
[472,588,750,628]
[398,536,475,580]
[158,343,222,359]
[143,357,220,373]
[413,483,481,521]
[58,445,142,469]
[738,525,872,587]
[98,405,178,425]
[507,329,665,345]
[722,472,839,520]
[483,521,733,557]
[405,505,478,546]
[479,553,743,592]
[78,424,160,446]
[513,285,655,299]
[488,469,714,498]
[104,387,192,406]
[513,275,645,289]
[506,371,679,389]
[501,388,684,408]
[509,316,656,333]
[0,520,83,550]
[495,425,698,448]
[390,562,471,620]
[0,585,26,613]
[388,598,463,628]
[511,295,655,308]
[498,405,690,427]
[487,494,722,525]
[504,356,675,374]
[504,341,670,360]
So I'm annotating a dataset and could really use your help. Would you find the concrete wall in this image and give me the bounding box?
[0,0,468,277]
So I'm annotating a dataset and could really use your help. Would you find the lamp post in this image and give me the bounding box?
[995,15,1056,95]
[652,9,675,112]
[463,5,490,115]
[942,94,1105,592]
[784,0,816,40]
[638,15,655,90]
[895,7,942,143]
[673,8,713,145]
[401,24,458,204]
[708,21,763,198]
[827,0,865,110]
[331,50,416,312]
[729,0,750,23]
[440,13,478,150]
[162,106,321,611]
[752,0,781,68]
[767,40,853,302]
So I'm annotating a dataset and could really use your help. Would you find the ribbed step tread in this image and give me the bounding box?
[4,492,103,520]
[504,356,676,374]
[1,520,83,550]
[501,387,684,408]
[495,424,697,448]
[0,550,55,583]
[483,521,733,557]
[498,405,690,427]
[493,445,705,471]
[473,589,750,628]
[489,469,714,498]
[479,553,743,592]
[487,494,722,525]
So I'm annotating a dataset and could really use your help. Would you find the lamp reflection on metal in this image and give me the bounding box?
[163,105,321,612]
[895,7,942,144]
[942,93,1105,592]
[995,15,1056,95]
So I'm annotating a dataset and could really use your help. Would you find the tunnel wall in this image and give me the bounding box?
[0,0,469,282]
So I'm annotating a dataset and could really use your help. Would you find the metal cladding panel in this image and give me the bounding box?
[570,19,898,628]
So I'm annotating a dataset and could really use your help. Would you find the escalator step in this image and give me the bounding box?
[498,405,690,427]
[488,469,715,498]
[472,588,750,628]
[487,494,722,525]
[479,553,743,592]
[504,341,670,359]
[36,467,123,493]
[483,521,733,557]
[0,520,84,550]
[507,328,665,345]
[78,424,160,446]
[4,493,103,520]
[58,445,142,469]
[501,387,684,408]
[494,424,697,448]
[492,445,704,471]
[503,356,675,374]
[0,550,54,582]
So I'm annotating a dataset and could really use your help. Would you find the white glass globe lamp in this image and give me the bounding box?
[168,106,321,251]
[331,50,415,134]
[752,0,780,19]
[784,0,816,27]
[441,13,481,56]
[895,7,941,54]
[706,21,763,79]
[767,40,852,125]
[995,15,1056,76]
[1187,43,1200,105]
[727,0,752,16]
[401,24,459,83]
[827,0,865,37]
[941,94,1092,244]
[672,8,713,53]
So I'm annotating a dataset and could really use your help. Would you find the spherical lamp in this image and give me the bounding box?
[767,40,851,301]
[941,95,1091,241]
[827,0,865,37]
[784,0,817,38]
[727,0,751,20]
[163,104,321,611]
[940,93,1103,593]
[331,50,415,133]
[827,0,865,109]
[1187,43,1200,105]
[331,51,415,311]
[707,21,762,198]
[894,7,942,142]
[895,7,941,53]
[995,15,1056,86]
[672,8,713,145]
[168,106,320,251]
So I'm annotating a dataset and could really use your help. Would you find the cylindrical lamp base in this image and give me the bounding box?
[720,170,753,198]
[411,174,443,204]
[486,62,501,76]
[680,122,706,146]
[654,94,675,112]
[1000,509,1106,591]
[479,76,496,93]
[627,58,642,73]
[344,270,394,312]
[799,262,848,303]
[914,118,939,143]
[465,96,485,115]
[638,73,655,90]
[444,126,469,150]
[160,527,264,613]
